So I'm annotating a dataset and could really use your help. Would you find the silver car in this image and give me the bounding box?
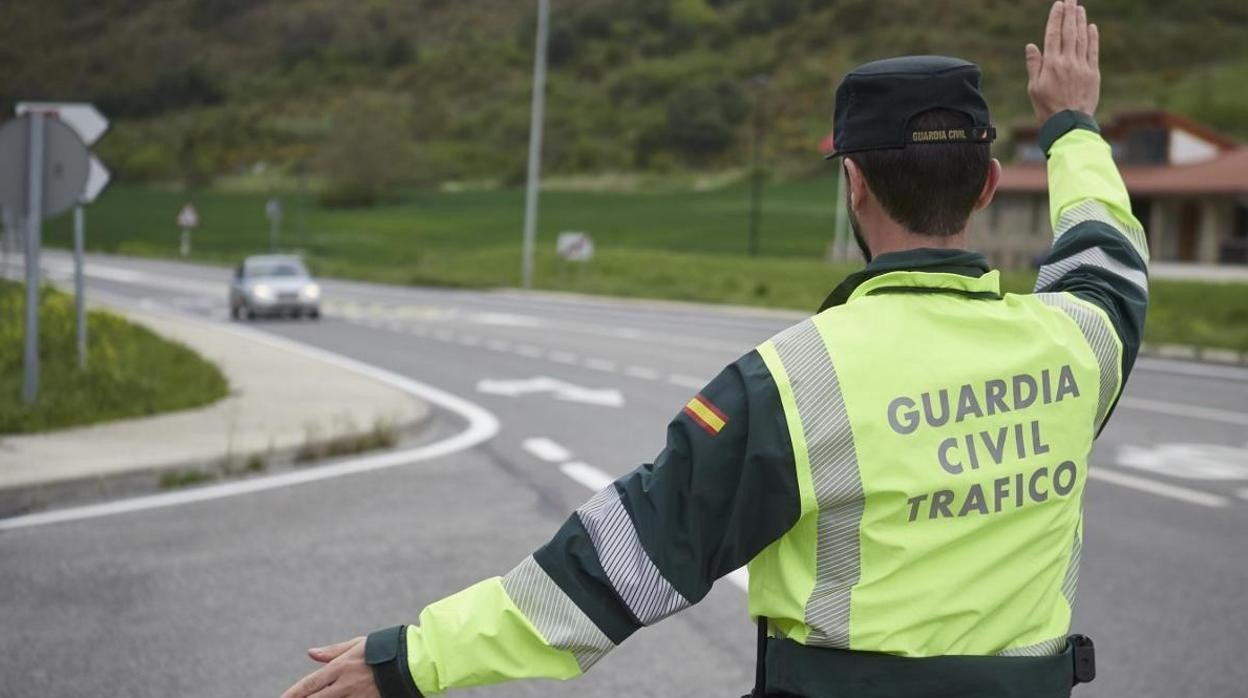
[229,255,321,320]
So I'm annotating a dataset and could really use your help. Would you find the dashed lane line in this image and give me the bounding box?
[514,344,545,358]
[625,366,660,381]
[667,374,705,389]
[523,438,574,463]
[549,351,578,365]
[559,462,616,492]
[585,358,619,373]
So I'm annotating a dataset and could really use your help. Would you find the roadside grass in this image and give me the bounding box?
[41,183,1248,352]
[0,281,229,434]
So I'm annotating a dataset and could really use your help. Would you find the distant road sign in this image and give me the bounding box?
[556,231,594,262]
[0,114,91,218]
[81,155,111,204]
[16,102,110,146]
[266,198,282,220]
[177,203,200,229]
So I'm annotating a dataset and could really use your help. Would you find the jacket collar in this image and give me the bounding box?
[818,248,997,311]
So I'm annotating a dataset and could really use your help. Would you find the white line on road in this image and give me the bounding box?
[523,437,574,463]
[559,462,616,491]
[486,339,512,352]
[514,344,544,358]
[667,374,705,389]
[585,358,618,373]
[0,320,501,532]
[549,351,578,364]
[1238,488,1248,502]
[624,366,660,380]
[1117,397,1248,427]
[1090,467,1228,508]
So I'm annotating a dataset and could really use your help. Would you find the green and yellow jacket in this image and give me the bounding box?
[364,111,1149,698]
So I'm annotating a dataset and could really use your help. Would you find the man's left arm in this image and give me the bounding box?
[283,350,802,697]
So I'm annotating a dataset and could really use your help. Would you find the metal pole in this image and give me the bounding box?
[834,160,850,261]
[23,113,46,405]
[747,83,767,257]
[74,204,86,369]
[270,210,278,252]
[520,0,550,289]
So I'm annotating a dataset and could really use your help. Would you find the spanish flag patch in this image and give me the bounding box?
[684,394,728,435]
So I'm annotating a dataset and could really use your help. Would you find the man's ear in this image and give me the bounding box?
[973,158,1003,212]
[843,157,869,214]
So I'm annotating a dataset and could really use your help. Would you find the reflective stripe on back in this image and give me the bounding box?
[1035,293,1124,429]
[771,319,864,648]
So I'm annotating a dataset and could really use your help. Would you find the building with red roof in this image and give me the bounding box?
[977,110,1248,269]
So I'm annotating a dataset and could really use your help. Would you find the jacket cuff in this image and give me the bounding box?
[366,626,424,698]
[1038,110,1100,157]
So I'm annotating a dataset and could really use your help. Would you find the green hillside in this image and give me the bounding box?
[3,0,1247,192]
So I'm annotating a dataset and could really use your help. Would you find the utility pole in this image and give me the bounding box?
[520,0,550,289]
[747,74,769,257]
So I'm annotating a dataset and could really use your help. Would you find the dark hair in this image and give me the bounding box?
[846,109,991,237]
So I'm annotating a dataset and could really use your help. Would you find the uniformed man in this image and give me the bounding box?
[284,1,1146,696]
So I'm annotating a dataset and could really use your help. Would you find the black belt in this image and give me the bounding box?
[745,618,1095,698]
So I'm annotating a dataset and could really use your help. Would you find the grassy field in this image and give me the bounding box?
[0,281,228,434]
[36,181,1248,352]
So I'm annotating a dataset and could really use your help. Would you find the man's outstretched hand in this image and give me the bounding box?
[281,636,380,698]
[1025,0,1101,122]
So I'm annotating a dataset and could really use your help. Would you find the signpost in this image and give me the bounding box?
[14,103,112,371]
[177,203,200,256]
[265,198,282,252]
[0,111,93,404]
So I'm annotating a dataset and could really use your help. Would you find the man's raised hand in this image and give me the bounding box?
[1025,0,1101,122]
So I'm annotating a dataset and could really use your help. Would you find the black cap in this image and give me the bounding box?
[826,55,996,159]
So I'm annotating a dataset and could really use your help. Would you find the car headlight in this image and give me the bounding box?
[251,283,275,301]
[301,283,321,300]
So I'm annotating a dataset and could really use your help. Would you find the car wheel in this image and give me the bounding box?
[309,308,321,320]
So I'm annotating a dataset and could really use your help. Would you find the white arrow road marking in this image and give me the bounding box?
[477,376,625,408]
[524,438,574,463]
[1238,488,1248,502]
[1089,467,1228,508]
[1116,443,1248,481]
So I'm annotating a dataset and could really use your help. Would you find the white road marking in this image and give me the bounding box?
[625,366,660,380]
[486,339,512,352]
[514,344,544,358]
[477,376,624,408]
[433,329,455,341]
[523,438,574,463]
[0,319,501,532]
[549,351,578,364]
[667,374,705,389]
[1117,397,1248,427]
[459,334,481,346]
[1090,467,1228,508]
[1238,488,1248,502]
[585,358,618,373]
[559,461,615,492]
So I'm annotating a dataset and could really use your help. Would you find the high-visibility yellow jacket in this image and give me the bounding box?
[364,112,1149,697]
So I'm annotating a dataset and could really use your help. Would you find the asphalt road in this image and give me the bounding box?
[3,251,1246,698]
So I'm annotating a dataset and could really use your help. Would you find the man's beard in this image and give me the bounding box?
[846,188,872,262]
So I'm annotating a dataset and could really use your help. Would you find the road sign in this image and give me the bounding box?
[476,376,623,407]
[16,102,110,146]
[177,203,200,229]
[556,231,594,262]
[0,114,90,218]
[81,155,111,204]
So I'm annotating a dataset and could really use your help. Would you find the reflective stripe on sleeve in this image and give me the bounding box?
[1056,199,1150,263]
[500,555,615,671]
[771,319,864,649]
[575,486,690,626]
[1036,293,1124,429]
[1035,245,1149,296]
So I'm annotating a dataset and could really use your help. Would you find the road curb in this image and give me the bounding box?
[0,296,436,518]
[1140,343,1248,367]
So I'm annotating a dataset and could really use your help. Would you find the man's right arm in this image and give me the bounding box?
[1023,0,1149,430]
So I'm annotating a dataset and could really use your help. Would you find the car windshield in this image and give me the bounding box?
[246,262,306,278]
